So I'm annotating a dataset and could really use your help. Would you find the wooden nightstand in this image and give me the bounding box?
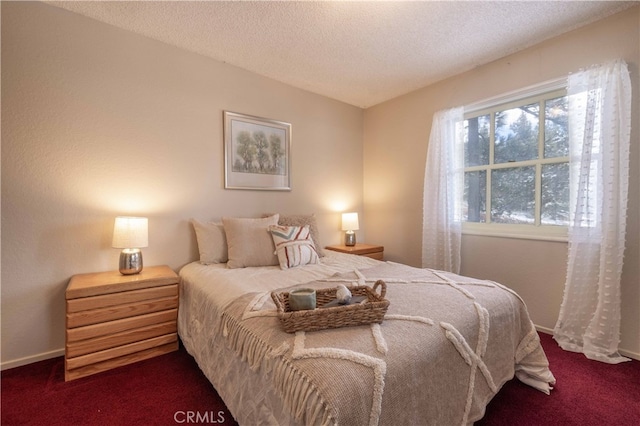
[65,265,179,381]
[325,243,384,260]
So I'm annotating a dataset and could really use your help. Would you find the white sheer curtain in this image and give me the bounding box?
[553,60,632,364]
[422,107,464,273]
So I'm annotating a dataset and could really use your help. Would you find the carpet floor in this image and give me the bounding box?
[2,333,639,425]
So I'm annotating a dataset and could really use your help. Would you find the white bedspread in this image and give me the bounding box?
[178,252,555,425]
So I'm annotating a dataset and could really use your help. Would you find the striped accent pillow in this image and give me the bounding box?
[269,225,319,269]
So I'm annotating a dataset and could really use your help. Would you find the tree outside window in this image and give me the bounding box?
[463,91,569,233]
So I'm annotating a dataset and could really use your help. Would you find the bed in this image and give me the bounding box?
[178,215,555,425]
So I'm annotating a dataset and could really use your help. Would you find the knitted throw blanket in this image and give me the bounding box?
[220,262,555,426]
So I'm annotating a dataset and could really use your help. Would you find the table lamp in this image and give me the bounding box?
[341,212,359,247]
[112,216,148,275]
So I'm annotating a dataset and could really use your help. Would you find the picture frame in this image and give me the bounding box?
[223,111,292,191]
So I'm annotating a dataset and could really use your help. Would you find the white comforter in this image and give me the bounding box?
[178,252,555,425]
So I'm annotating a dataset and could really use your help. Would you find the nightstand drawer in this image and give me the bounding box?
[67,295,178,328]
[67,309,178,342]
[66,320,177,358]
[66,334,178,370]
[67,284,178,313]
[362,251,384,261]
[325,243,384,260]
[65,341,178,382]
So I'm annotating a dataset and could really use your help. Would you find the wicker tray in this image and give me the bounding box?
[271,280,389,333]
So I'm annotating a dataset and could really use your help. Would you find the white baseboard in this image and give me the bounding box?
[535,325,640,361]
[535,325,554,335]
[619,348,640,361]
[1,348,64,371]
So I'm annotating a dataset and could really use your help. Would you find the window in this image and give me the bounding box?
[462,87,569,241]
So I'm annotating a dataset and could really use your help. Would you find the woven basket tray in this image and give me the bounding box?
[271,280,389,333]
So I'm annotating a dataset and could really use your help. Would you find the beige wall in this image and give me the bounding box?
[1,2,364,367]
[2,2,639,368]
[364,7,640,358]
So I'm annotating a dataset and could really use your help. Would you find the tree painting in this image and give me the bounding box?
[231,123,287,176]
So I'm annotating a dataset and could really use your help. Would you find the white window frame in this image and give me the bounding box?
[463,78,569,242]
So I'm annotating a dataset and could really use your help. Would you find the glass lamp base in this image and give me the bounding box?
[345,232,356,247]
[119,249,143,275]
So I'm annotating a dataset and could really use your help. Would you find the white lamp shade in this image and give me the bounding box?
[341,212,359,231]
[112,216,148,249]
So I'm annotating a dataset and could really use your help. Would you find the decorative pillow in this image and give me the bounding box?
[269,225,319,269]
[222,215,279,269]
[265,213,325,257]
[191,219,228,264]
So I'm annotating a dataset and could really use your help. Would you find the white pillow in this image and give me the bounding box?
[222,214,280,269]
[277,213,325,257]
[191,219,228,264]
[269,225,319,269]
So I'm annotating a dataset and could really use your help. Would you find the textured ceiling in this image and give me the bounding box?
[48,1,637,108]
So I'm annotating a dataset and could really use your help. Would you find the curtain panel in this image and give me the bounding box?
[553,60,632,364]
[422,107,464,273]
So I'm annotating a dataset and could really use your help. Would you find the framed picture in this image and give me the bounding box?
[223,111,292,191]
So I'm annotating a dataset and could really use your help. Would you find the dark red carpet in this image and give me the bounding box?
[478,332,640,426]
[1,344,239,426]
[2,333,639,425]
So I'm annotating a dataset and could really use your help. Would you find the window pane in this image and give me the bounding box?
[491,166,535,224]
[464,115,490,166]
[495,103,539,164]
[544,96,568,158]
[541,162,570,226]
[464,171,486,222]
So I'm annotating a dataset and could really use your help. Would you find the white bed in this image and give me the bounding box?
[178,248,555,426]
